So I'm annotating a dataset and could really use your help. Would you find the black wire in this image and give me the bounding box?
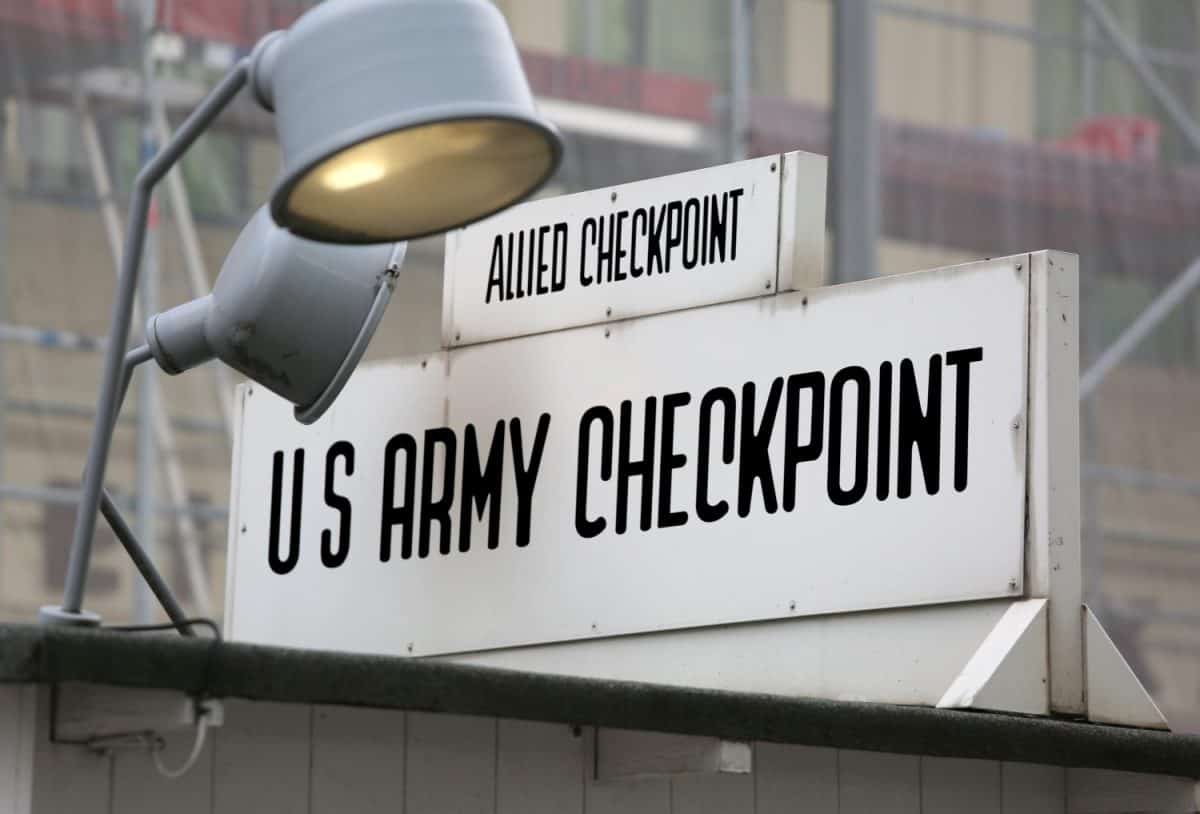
[106,619,223,638]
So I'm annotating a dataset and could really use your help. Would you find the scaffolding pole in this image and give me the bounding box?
[74,84,213,618]
[831,0,878,282]
[1080,257,1200,399]
[134,0,159,624]
[727,0,752,163]
[1082,0,1200,156]
[150,92,236,440]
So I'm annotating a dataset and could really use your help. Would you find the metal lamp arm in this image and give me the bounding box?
[49,59,251,623]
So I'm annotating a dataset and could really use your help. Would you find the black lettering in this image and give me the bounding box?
[486,235,505,304]
[551,222,568,292]
[827,367,870,506]
[876,362,893,501]
[575,406,614,538]
[614,211,629,281]
[664,200,683,272]
[729,188,744,260]
[630,209,647,277]
[647,205,667,275]
[709,192,728,263]
[268,449,303,575]
[580,217,596,287]
[505,232,516,300]
[782,372,824,512]
[697,387,736,522]
[596,214,615,282]
[511,413,551,547]
[898,355,942,498]
[535,225,550,295]
[419,427,457,557]
[514,229,526,298]
[657,392,691,528]
[946,347,983,492]
[737,378,782,517]
[682,198,701,269]
[380,433,417,561]
[617,397,657,533]
[459,421,504,552]
[321,442,354,569]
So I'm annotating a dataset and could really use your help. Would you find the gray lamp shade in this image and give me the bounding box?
[146,207,404,424]
[252,0,562,244]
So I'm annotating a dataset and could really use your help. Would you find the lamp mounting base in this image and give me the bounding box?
[38,606,102,627]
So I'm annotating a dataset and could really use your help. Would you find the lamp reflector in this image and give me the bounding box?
[284,118,557,243]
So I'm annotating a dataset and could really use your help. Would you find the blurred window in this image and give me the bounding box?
[1089,274,1198,367]
[21,101,92,200]
[568,0,726,82]
[1036,0,1197,163]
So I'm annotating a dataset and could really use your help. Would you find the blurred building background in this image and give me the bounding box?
[2,0,1200,728]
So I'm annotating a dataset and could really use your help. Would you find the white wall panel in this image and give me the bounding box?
[921,756,1001,814]
[0,686,31,814]
[1001,762,1064,814]
[583,729,670,814]
[211,700,310,814]
[753,743,837,814]
[671,771,754,814]
[585,776,670,814]
[496,719,584,814]
[1066,768,1197,813]
[838,750,919,814]
[405,712,495,814]
[311,705,405,814]
[111,725,213,814]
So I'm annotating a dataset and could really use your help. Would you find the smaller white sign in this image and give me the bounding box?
[442,152,826,346]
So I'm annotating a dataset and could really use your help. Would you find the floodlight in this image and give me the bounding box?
[41,0,563,630]
[252,0,561,243]
[146,208,405,424]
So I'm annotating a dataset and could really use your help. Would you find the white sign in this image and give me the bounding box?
[227,260,1028,657]
[441,151,826,346]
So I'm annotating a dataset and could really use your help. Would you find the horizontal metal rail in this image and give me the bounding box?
[1084,464,1200,498]
[879,2,1200,75]
[0,322,105,352]
[6,398,224,436]
[0,482,227,522]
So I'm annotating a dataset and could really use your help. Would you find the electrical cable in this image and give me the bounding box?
[105,617,222,639]
[151,710,210,779]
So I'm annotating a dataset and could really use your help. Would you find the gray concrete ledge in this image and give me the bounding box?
[1,623,1199,777]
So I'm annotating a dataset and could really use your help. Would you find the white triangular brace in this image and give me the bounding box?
[1085,606,1168,730]
[937,598,1048,715]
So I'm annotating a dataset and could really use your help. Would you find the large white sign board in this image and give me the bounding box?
[226,260,1028,657]
[442,151,826,346]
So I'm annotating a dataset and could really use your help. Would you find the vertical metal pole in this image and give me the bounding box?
[832,0,879,282]
[1083,0,1200,155]
[1081,2,1097,119]
[584,0,602,58]
[728,0,752,162]
[0,104,8,553]
[135,0,159,623]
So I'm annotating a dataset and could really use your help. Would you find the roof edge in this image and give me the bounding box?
[2,624,1199,777]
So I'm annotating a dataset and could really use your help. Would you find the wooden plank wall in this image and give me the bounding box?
[7,693,1198,814]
